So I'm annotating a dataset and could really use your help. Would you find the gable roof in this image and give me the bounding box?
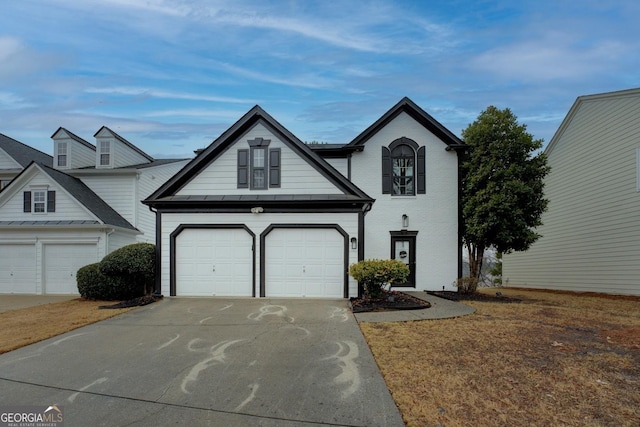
[94,126,154,162]
[0,133,53,168]
[51,127,96,150]
[545,87,640,156]
[144,105,373,209]
[4,162,137,231]
[346,97,466,150]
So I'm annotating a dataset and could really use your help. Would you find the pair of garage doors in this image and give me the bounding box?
[0,243,97,294]
[174,226,346,298]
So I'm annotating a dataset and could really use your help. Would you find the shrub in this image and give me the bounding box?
[455,277,479,294]
[349,259,409,298]
[99,243,155,296]
[76,263,138,300]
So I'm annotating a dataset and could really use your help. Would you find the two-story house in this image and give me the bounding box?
[144,97,466,298]
[0,128,188,294]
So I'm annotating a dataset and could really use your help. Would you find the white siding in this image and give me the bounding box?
[81,174,136,225]
[350,111,460,291]
[159,212,359,297]
[503,90,640,296]
[107,231,138,253]
[0,172,95,222]
[324,157,349,178]
[177,124,342,195]
[53,136,95,170]
[136,160,189,241]
[0,148,21,169]
[95,128,150,168]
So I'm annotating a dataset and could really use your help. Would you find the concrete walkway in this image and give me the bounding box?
[353,291,475,323]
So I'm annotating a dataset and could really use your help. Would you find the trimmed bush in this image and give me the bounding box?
[455,277,479,294]
[99,243,156,296]
[76,263,137,300]
[349,259,409,298]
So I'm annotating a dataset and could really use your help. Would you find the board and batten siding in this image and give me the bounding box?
[177,124,343,196]
[503,89,640,296]
[349,111,460,291]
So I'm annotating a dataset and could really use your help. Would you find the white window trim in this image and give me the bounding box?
[30,185,49,214]
[57,141,68,168]
[98,139,112,167]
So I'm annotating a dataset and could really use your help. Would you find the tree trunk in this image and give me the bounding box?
[467,244,485,280]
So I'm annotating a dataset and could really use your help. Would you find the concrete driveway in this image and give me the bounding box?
[0,298,404,426]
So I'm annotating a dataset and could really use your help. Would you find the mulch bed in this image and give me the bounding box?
[350,291,431,313]
[427,290,522,303]
[99,295,162,309]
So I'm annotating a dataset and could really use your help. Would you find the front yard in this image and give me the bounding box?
[360,288,640,426]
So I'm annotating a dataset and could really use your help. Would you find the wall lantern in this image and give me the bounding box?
[402,214,409,228]
[350,237,357,249]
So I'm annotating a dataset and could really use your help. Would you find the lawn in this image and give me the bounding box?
[360,287,640,427]
[0,299,134,354]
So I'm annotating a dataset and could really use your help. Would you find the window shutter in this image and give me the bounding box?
[269,148,281,188]
[237,149,249,188]
[417,146,426,194]
[381,146,391,194]
[47,190,56,212]
[23,191,31,212]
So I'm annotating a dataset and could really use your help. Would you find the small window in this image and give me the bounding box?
[382,138,425,195]
[57,142,67,167]
[99,140,111,166]
[33,190,46,212]
[251,147,266,189]
[23,190,55,213]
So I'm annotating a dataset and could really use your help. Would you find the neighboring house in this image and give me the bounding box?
[503,88,640,296]
[0,128,189,294]
[145,97,466,298]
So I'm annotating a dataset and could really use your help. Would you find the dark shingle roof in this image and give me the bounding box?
[38,163,137,231]
[51,127,95,150]
[0,133,53,168]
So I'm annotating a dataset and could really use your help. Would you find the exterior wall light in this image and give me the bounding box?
[250,207,264,214]
[350,237,357,249]
[402,214,409,228]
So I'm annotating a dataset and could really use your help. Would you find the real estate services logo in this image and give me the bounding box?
[0,405,63,427]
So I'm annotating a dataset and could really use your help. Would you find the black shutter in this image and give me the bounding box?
[417,146,426,194]
[47,190,56,212]
[23,191,31,212]
[381,146,391,194]
[269,148,281,188]
[237,149,249,188]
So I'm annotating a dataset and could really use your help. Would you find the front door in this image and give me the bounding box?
[391,235,416,287]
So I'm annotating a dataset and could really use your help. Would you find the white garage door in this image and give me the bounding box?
[175,228,253,296]
[44,244,99,294]
[0,244,37,294]
[265,228,344,298]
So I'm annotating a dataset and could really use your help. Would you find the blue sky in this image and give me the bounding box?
[1,0,638,159]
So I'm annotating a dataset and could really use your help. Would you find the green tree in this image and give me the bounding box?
[461,106,550,283]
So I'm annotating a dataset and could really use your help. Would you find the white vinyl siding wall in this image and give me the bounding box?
[503,91,640,296]
[81,174,136,225]
[53,137,96,170]
[177,124,342,195]
[349,112,460,291]
[0,149,22,169]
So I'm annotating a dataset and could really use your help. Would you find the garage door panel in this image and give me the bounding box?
[265,228,344,298]
[44,244,98,294]
[0,244,37,294]
[176,228,253,296]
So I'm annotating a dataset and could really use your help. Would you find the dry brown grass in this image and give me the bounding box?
[360,287,640,427]
[0,299,134,354]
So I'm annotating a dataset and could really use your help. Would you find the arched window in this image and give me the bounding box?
[391,144,415,195]
[381,137,425,195]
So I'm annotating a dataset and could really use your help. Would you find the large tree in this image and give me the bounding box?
[461,106,550,284]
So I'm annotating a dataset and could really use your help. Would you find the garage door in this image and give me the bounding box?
[0,244,36,294]
[44,244,99,294]
[265,228,344,298]
[175,228,253,296]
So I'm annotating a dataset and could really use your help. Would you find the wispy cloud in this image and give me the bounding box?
[84,87,255,104]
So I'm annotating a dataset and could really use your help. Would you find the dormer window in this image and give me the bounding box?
[382,137,426,195]
[57,142,67,167]
[99,140,111,166]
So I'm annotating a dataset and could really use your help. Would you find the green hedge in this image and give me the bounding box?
[349,259,409,298]
[76,243,155,300]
